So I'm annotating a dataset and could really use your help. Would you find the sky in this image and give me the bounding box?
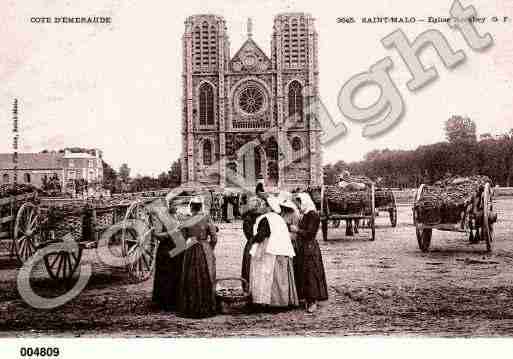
[0,0,512,176]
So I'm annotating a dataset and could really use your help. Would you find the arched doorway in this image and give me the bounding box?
[236,142,266,189]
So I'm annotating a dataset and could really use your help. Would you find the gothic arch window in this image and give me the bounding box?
[2,173,9,183]
[266,137,278,160]
[288,81,303,122]
[199,83,215,126]
[292,136,302,163]
[203,140,213,165]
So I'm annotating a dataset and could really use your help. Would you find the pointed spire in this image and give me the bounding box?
[247,17,253,38]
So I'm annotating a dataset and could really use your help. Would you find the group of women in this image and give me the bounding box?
[242,184,328,313]
[152,185,328,318]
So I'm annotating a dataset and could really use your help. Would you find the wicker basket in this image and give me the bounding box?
[215,277,251,314]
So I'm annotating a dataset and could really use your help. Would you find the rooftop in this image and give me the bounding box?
[0,153,64,170]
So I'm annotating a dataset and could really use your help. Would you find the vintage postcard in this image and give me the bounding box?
[1,0,512,356]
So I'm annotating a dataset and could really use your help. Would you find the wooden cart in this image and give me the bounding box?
[0,191,39,262]
[8,194,162,283]
[318,184,376,242]
[375,187,398,227]
[412,182,496,252]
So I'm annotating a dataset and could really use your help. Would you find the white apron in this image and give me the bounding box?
[249,212,295,304]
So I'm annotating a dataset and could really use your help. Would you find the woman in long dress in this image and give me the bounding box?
[250,196,299,309]
[152,205,184,311]
[278,195,302,300]
[241,196,267,291]
[177,197,218,318]
[291,193,328,313]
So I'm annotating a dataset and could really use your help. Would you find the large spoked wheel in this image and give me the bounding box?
[331,220,341,228]
[413,184,431,252]
[43,244,83,282]
[13,202,42,264]
[482,182,495,253]
[122,200,158,282]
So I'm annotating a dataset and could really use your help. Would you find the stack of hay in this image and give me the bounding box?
[0,183,38,198]
[309,175,373,214]
[414,175,491,224]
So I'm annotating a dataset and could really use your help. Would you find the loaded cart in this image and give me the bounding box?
[0,184,39,261]
[8,192,166,283]
[413,176,497,252]
[308,182,376,242]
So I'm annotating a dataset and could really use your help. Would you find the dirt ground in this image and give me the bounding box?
[1,198,512,337]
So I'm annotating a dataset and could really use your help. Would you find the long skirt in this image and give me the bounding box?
[250,242,298,307]
[177,241,217,318]
[295,239,328,303]
[241,239,252,291]
[152,239,184,311]
[241,217,255,291]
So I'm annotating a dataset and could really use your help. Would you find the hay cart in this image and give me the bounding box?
[0,190,39,262]
[375,187,398,227]
[8,190,170,283]
[314,184,376,242]
[413,181,496,252]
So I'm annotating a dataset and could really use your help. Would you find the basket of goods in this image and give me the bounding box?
[215,277,251,314]
[414,175,491,225]
[41,203,89,242]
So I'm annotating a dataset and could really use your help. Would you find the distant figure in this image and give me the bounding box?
[255,182,265,196]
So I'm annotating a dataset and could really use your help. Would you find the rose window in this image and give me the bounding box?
[238,86,265,114]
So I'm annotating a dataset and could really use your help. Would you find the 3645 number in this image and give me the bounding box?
[20,347,60,357]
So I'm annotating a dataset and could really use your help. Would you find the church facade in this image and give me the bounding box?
[181,13,322,191]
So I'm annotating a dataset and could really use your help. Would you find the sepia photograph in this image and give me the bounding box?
[1,0,513,356]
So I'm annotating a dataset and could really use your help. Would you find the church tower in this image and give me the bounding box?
[181,13,323,190]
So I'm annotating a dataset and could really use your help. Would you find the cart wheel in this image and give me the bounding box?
[122,201,158,282]
[389,209,397,227]
[416,226,432,252]
[321,219,328,242]
[44,245,83,282]
[331,220,341,228]
[482,183,495,253]
[13,202,42,264]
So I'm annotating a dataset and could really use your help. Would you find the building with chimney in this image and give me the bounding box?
[0,148,104,190]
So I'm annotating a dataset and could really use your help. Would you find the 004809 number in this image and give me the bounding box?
[20,347,60,357]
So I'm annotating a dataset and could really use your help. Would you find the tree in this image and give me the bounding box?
[119,163,130,182]
[102,161,118,192]
[169,160,181,188]
[445,115,477,143]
